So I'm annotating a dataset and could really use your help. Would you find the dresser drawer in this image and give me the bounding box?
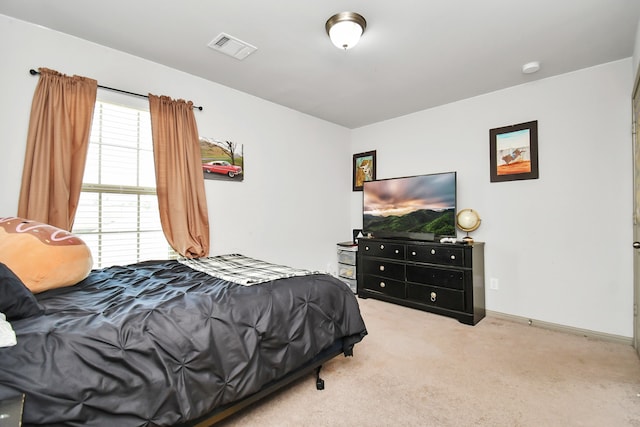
[406,265,466,290]
[407,244,465,267]
[361,259,404,280]
[406,283,464,311]
[362,275,406,299]
[360,241,405,260]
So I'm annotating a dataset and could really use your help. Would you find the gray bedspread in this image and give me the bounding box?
[0,259,367,426]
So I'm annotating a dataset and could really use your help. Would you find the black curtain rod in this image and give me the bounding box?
[29,69,203,111]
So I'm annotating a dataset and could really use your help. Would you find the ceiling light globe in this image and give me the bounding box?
[329,21,363,50]
[325,12,367,50]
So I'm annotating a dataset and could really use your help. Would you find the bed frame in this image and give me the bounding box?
[181,340,343,426]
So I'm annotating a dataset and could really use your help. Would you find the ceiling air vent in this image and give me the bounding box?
[207,33,257,60]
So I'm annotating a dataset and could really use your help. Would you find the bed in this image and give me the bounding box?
[0,254,367,426]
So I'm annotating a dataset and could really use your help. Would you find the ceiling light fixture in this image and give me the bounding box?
[325,12,367,50]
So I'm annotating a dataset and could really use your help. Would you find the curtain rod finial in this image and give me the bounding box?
[29,69,39,75]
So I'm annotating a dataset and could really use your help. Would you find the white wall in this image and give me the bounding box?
[634,17,640,79]
[351,59,634,337]
[1,14,636,338]
[0,15,352,273]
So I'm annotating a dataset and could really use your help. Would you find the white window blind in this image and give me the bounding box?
[72,101,174,268]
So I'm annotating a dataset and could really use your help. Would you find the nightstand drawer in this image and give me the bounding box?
[340,277,357,293]
[360,241,405,260]
[338,263,356,279]
[406,265,466,290]
[361,259,404,280]
[362,275,405,298]
[406,283,464,311]
[337,249,356,265]
[407,244,465,267]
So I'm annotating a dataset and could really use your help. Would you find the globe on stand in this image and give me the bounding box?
[456,208,481,243]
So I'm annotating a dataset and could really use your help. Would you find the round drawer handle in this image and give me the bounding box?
[395,249,399,254]
[365,246,370,251]
[451,255,456,260]
[380,244,385,249]
[430,249,436,255]
[380,282,386,288]
[411,251,416,256]
[379,265,385,272]
[430,292,437,302]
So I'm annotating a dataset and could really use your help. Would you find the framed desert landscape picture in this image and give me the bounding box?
[353,150,376,191]
[489,120,539,183]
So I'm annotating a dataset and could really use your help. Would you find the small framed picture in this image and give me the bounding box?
[353,150,376,191]
[352,228,363,243]
[490,120,539,182]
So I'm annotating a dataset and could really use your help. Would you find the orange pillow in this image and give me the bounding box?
[0,217,93,293]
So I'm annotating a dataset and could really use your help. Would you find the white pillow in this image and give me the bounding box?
[0,312,17,347]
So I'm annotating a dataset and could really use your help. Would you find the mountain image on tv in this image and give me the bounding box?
[363,208,455,236]
[363,172,457,237]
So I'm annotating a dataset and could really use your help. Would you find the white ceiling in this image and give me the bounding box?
[1,1,639,128]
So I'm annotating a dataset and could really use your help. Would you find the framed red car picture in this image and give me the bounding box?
[200,137,244,181]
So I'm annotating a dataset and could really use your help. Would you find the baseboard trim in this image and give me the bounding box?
[486,310,633,346]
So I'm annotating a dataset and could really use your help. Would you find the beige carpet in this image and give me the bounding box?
[216,297,640,426]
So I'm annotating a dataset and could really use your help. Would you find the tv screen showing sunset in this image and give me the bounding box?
[363,172,456,236]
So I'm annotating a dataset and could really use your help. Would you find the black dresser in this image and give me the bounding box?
[357,238,485,325]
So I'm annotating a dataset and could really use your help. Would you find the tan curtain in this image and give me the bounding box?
[17,68,97,231]
[149,94,210,258]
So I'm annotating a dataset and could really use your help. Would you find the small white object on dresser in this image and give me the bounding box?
[336,241,358,293]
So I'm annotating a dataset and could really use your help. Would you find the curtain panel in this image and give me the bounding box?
[148,94,210,258]
[17,68,97,231]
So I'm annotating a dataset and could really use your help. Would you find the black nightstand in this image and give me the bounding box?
[0,394,25,427]
[337,241,357,293]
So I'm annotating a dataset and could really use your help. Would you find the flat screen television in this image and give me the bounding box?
[362,171,457,241]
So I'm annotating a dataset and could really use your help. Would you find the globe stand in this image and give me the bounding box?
[456,208,481,245]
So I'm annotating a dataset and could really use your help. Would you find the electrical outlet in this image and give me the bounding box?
[489,278,499,290]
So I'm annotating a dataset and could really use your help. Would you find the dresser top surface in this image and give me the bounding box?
[358,238,484,248]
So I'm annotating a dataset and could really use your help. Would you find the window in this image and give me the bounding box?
[72,100,174,268]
